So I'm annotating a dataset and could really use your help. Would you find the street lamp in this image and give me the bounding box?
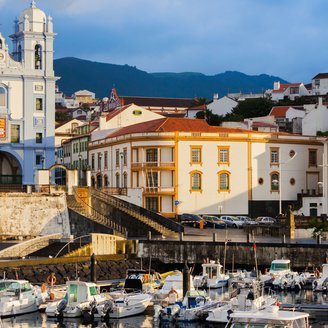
[276,152,297,215]
[78,154,82,186]
[120,152,124,188]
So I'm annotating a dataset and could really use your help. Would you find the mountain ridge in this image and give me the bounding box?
[54,57,288,99]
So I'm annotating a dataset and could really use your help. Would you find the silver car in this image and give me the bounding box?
[220,215,245,228]
[257,216,276,224]
[237,216,258,225]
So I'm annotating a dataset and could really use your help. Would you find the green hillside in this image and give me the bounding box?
[54,57,288,99]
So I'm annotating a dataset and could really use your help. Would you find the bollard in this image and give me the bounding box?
[180,232,184,241]
[282,234,286,244]
[90,253,97,282]
[148,231,152,240]
[183,262,190,298]
[213,232,217,242]
[317,235,322,245]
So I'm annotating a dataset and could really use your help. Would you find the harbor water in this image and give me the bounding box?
[1,289,328,328]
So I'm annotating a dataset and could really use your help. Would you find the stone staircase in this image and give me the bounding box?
[90,188,182,238]
[66,195,127,238]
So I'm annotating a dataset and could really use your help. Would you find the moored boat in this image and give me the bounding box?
[0,280,45,317]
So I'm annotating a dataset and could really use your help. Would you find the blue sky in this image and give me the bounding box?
[0,0,328,83]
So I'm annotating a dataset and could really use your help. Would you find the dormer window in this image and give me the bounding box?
[34,44,42,69]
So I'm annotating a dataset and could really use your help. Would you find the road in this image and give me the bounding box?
[166,226,328,244]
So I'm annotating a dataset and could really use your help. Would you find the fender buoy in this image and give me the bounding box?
[144,274,150,281]
[47,274,57,285]
[41,283,47,293]
[168,289,178,298]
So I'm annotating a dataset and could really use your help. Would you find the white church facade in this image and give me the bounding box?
[0,1,57,185]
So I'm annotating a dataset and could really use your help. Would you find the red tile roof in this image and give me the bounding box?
[107,118,247,138]
[105,104,132,122]
[119,96,198,108]
[269,106,290,117]
[272,83,302,93]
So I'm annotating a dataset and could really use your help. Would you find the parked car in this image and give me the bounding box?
[180,213,206,228]
[220,215,245,228]
[256,216,276,224]
[237,216,258,225]
[202,215,226,229]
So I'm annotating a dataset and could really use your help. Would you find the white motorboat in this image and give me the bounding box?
[96,292,152,319]
[206,282,276,323]
[193,260,229,289]
[154,289,223,322]
[313,263,328,292]
[152,273,195,304]
[0,280,44,317]
[227,305,310,328]
[45,280,107,318]
[261,259,301,287]
[272,272,305,291]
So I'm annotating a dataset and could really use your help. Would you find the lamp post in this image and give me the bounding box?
[78,154,82,186]
[277,152,297,215]
[318,152,328,216]
[120,151,124,188]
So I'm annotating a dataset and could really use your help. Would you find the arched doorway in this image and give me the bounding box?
[49,164,67,186]
[0,151,22,184]
[96,174,102,188]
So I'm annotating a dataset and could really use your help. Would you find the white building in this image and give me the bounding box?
[0,1,57,185]
[312,73,328,96]
[207,94,238,116]
[270,82,310,102]
[302,98,328,136]
[88,118,323,218]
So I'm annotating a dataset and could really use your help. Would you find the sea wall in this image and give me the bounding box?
[0,192,70,238]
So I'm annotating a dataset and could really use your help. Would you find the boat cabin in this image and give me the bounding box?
[202,261,224,279]
[0,280,33,297]
[65,281,100,306]
[269,260,291,275]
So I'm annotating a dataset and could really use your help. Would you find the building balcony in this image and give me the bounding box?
[143,186,175,195]
[131,161,175,170]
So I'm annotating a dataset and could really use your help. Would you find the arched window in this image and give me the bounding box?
[123,172,128,188]
[0,86,7,107]
[190,170,202,192]
[91,176,95,187]
[0,39,2,49]
[270,172,279,192]
[218,170,230,192]
[116,173,120,188]
[34,44,42,69]
[17,45,22,62]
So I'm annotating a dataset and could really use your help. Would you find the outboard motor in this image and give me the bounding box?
[102,299,114,321]
[56,299,68,317]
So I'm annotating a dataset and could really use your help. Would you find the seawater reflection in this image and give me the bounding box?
[1,290,328,328]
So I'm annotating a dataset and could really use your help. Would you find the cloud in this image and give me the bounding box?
[1,0,328,81]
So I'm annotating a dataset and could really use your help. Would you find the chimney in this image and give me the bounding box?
[213,93,219,100]
[273,81,280,90]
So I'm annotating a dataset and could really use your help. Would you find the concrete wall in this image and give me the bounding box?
[138,240,328,269]
[0,192,70,238]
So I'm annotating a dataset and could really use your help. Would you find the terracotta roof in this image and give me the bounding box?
[187,104,207,111]
[272,83,302,93]
[107,118,247,138]
[252,121,277,128]
[105,104,132,122]
[269,106,290,117]
[312,73,328,80]
[118,96,198,108]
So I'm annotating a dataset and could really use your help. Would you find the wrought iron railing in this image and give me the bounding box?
[71,188,127,237]
[91,188,183,233]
